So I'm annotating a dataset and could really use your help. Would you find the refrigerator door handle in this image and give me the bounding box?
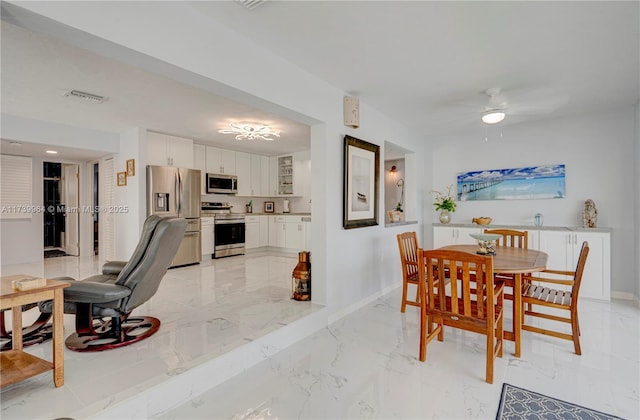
[177,171,182,216]
[174,171,180,216]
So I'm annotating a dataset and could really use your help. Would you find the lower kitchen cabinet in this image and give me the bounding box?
[268,216,286,248]
[432,224,611,301]
[246,215,269,249]
[268,215,307,250]
[201,217,215,258]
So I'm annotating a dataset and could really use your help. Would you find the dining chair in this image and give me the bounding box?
[521,241,589,355]
[484,228,529,303]
[417,248,504,384]
[397,231,420,312]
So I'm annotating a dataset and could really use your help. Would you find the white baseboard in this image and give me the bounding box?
[328,282,400,324]
[611,291,639,305]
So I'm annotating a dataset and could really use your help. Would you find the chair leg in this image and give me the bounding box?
[571,314,582,355]
[401,280,408,313]
[486,328,494,384]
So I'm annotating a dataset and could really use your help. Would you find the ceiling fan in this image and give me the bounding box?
[478,86,569,125]
[432,86,569,128]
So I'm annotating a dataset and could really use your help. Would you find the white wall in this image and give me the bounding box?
[114,128,146,260]
[11,2,426,311]
[0,114,119,265]
[431,107,637,296]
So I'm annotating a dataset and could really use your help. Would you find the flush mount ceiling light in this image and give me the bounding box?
[218,123,280,141]
[481,109,506,124]
[46,150,58,154]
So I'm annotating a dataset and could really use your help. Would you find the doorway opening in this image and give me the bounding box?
[92,162,99,256]
[43,162,80,258]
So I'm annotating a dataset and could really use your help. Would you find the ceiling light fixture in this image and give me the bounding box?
[46,150,58,154]
[481,109,506,124]
[218,123,280,141]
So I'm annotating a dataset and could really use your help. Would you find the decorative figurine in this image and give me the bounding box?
[582,199,598,228]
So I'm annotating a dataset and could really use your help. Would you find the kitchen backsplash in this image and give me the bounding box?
[201,194,311,214]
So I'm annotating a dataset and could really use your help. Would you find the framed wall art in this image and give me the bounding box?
[126,159,135,176]
[117,171,127,187]
[343,135,380,229]
[264,201,275,213]
[457,164,565,201]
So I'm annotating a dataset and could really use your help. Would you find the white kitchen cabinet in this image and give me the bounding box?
[236,152,270,197]
[147,132,194,167]
[268,151,311,197]
[235,151,252,196]
[193,144,206,195]
[206,146,236,175]
[245,215,260,249]
[259,215,269,247]
[269,215,286,247]
[201,217,215,258]
[432,225,482,248]
[285,215,306,250]
[252,154,270,197]
[538,230,610,301]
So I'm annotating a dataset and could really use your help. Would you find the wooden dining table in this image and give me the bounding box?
[437,244,548,357]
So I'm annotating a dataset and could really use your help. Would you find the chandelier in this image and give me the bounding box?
[218,123,280,141]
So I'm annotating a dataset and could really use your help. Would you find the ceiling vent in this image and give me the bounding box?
[236,0,266,10]
[63,90,106,104]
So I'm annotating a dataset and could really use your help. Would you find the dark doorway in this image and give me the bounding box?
[93,162,99,255]
[43,162,66,255]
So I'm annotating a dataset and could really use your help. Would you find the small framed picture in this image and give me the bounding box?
[117,171,127,186]
[126,159,135,176]
[264,201,275,213]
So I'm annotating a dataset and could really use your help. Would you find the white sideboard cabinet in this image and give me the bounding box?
[432,224,611,301]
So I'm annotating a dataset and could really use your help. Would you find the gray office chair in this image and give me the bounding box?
[38,215,187,352]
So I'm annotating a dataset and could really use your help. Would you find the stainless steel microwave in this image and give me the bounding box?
[206,173,238,194]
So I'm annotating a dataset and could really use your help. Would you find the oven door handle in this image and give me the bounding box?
[214,219,245,225]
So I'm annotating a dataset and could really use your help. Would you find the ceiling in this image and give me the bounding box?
[1,1,639,161]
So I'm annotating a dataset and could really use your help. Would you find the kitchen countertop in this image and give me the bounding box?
[201,212,311,217]
[431,222,612,232]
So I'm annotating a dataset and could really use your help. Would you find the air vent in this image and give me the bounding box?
[64,90,106,104]
[236,0,266,10]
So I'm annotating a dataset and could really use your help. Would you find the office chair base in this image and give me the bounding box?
[65,316,161,352]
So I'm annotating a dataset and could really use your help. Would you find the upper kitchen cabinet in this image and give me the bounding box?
[147,131,193,168]
[206,146,236,175]
[236,152,270,197]
[269,151,311,197]
[193,144,207,195]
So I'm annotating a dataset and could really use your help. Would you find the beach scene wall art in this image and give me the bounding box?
[457,164,565,201]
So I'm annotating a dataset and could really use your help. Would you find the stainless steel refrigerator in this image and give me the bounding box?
[147,165,201,267]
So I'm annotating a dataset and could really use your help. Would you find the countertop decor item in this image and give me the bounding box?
[469,233,502,255]
[433,185,456,224]
[472,217,492,225]
[582,199,597,228]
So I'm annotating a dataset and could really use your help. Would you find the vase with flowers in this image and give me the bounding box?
[433,185,456,224]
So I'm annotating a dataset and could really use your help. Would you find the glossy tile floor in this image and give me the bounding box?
[158,291,640,419]
[1,251,321,419]
[1,253,639,419]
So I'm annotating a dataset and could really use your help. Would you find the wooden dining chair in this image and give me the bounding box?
[521,241,589,355]
[417,248,504,384]
[484,228,529,301]
[397,232,420,312]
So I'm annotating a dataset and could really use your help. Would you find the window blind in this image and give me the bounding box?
[0,154,33,219]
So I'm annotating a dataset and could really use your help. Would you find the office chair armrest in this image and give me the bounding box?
[102,261,128,275]
[64,281,131,304]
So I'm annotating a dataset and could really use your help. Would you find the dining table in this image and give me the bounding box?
[437,244,548,357]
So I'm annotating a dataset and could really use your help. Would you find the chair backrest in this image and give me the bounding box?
[571,241,590,301]
[116,216,187,312]
[418,248,496,323]
[397,232,419,281]
[484,228,528,249]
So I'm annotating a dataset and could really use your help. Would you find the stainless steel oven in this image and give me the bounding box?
[214,214,245,258]
[201,202,245,259]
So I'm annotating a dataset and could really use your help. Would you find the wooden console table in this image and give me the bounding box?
[0,276,69,387]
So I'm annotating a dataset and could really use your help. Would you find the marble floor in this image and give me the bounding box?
[1,253,639,419]
[1,250,323,419]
